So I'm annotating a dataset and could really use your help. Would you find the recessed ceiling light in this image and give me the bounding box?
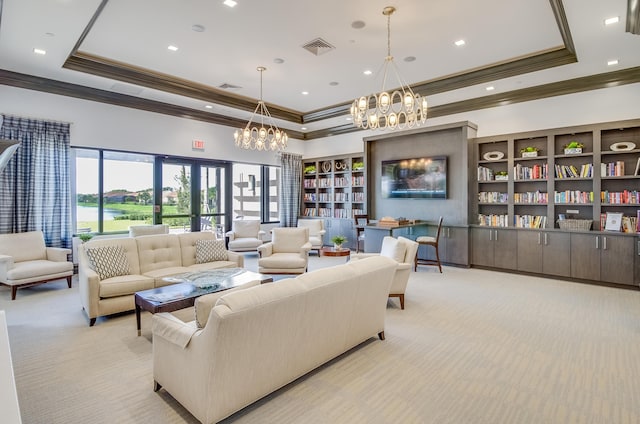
[351,20,366,29]
[486,86,495,91]
[604,16,619,25]
[301,127,307,130]
[454,39,466,46]
[329,81,339,86]
[273,58,284,64]
[607,59,619,66]
[346,117,353,121]
[302,91,309,95]
[363,70,373,76]
[205,105,213,109]
[223,0,237,7]
[44,32,55,37]
[404,56,416,62]
[167,45,178,51]
[192,24,205,32]
[33,48,46,55]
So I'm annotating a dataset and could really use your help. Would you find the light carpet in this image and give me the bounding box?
[2,253,640,424]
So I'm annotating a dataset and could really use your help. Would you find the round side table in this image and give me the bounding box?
[320,246,351,261]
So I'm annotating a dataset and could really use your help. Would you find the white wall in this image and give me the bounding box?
[302,83,640,157]
[0,85,305,166]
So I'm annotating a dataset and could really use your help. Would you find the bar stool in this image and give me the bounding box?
[353,214,369,253]
[415,216,443,273]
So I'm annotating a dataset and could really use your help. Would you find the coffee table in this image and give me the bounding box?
[134,268,272,335]
[320,246,351,260]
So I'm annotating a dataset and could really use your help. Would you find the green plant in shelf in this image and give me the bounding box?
[519,146,539,153]
[78,233,94,243]
[495,171,508,176]
[304,165,316,174]
[352,161,364,170]
[331,235,347,248]
[564,141,584,149]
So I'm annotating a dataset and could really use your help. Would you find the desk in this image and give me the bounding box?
[363,221,432,253]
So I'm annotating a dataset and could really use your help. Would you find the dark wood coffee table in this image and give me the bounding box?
[134,268,272,335]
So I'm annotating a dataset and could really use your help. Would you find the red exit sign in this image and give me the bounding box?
[192,140,205,150]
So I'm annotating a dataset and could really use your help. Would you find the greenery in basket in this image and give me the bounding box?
[304,165,316,174]
[331,235,347,246]
[495,171,508,176]
[519,146,539,153]
[78,233,94,243]
[352,161,364,170]
[564,141,584,149]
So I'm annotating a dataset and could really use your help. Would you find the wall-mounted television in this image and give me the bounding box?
[381,156,447,199]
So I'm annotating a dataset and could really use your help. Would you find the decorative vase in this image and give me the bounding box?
[521,151,538,158]
[564,147,582,155]
[334,243,343,250]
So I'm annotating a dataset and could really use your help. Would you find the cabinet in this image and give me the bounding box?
[471,227,517,269]
[635,238,640,286]
[570,233,635,285]
[302,154,365,247]
[516,231,570,277]
[417,226,469,266]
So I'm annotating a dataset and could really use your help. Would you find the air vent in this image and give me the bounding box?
[218,83,242,90]
[302,38,335,56]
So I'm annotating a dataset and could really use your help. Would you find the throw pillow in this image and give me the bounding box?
[380,237,407,263]
[85,245,131,280]
[195,239,228,263]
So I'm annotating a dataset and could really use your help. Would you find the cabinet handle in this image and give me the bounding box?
[603,236,607,250]
[447,228,450,238]
[638,240,640,256]
[595,236,599,249]
[489,230,492,241]
[494,230,498,241]
[544,233,548,245]
[537,233,541,245]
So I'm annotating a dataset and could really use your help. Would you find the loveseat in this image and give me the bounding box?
[151,255,397,424]
[78,232,243,326]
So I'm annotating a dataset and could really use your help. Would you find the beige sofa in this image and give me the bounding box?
[0,231,73,300]
[151,255,397,424]
[78,232,243,326]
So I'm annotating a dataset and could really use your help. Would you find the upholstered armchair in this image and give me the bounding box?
[296,218,326,254]
[0,231,73,300]
[225,220,265,252]
[257,227,311,274]
[350,236,418,309]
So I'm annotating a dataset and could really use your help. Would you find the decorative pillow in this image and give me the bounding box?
[380,237,407,263]
[85,245,131,280]
[195,239,228,263]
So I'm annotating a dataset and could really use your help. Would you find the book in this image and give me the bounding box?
[604,212,623,232]
[634,157,640,176]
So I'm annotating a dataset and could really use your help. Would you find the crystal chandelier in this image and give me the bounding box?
[350,6,428,131]
[234,67,288,151]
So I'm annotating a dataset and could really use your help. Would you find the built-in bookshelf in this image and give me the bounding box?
[472,119,640,231]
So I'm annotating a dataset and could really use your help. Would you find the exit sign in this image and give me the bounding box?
[192,140,205,150]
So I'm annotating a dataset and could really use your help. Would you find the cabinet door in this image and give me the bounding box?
[340,219,356,250]
[600,235,634,285]
[493,229,518,270]
[635,238,640,286]
[443,227,468,266]
[517,231,542,273]
[542,232,570,277]
[570,234,600,280]
[471,228,494,267]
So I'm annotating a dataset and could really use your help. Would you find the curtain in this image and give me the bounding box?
[0,115,72,248]
[279,152,302,227]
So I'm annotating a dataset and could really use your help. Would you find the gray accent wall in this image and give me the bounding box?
[364,121,477,225]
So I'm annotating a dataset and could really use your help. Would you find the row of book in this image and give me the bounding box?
[303,179,317,188]
[513,191,548,204]
[555,163,593,178]
[352,176,365,186]
[514,215,547,229]
[352,192,365,202]
[478,214,509,227]
[599,212,640,233]
[600,190,639,204]
[477,166,495,182]
[302,208,333,217]
[514,164,548,180]
[601,161,625,177]
[334,177,349,187]
[318,178,332,188]
[478,192,508,203]
[554,190,594,204]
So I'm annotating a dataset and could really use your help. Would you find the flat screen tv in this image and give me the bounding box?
[381,156,447,199]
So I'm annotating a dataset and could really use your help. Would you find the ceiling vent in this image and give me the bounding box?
[218,83,242,90]
[302,38,335,56]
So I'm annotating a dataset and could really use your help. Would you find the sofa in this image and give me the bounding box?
[0,231,73,300]
[78,232,243,326]
[151,255,396,424]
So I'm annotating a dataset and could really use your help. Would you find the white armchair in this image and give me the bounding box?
[350,236,418,309]
[257,227,311,274]
[296,218,326,254]
[0,231,73,300]
[225,220,265,252]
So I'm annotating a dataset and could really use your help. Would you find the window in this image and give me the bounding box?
[75,149,99,233]
[232,164,261,220]
[266,166,280,222]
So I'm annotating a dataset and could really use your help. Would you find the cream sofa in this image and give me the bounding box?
[0,231,73,300]
[152,255,397,424]
[78,232,243,326]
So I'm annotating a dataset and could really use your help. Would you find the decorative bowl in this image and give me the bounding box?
[483,151,504,161]
[610,142,636,151]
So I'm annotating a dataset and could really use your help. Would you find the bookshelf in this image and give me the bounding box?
[301,154,366,249]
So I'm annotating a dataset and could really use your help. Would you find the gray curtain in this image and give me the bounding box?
[0,115,72,248]
[279,152,302,227]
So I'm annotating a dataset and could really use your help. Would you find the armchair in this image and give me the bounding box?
[296,218,326,254]
[225,220,265,252]
[0,231,73,300]
[257,227,311,274]
[350,236,418,309]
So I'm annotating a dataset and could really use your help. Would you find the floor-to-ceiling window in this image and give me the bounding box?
[232,163,280,223]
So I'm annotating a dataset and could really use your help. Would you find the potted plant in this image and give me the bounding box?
[78,233,94,243]
[495,171,508,180]
[352,161,364,171]
[564,141,584,154]
[304,165,316,174]
[520,146,539,158]
[331,235,347,250]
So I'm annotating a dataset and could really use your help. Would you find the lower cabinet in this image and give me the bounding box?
[635,238,640,286]
[416,226,469,266]
[324,218,356,250]
[570,233,635,285]
[471,227,517,270]
[517,231,570,277]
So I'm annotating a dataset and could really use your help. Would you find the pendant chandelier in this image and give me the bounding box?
[234,67,288,151]
[350,6,428,131]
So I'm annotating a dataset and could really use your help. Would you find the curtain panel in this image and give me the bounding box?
[0,115,72,248]
[279,152,302,227]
